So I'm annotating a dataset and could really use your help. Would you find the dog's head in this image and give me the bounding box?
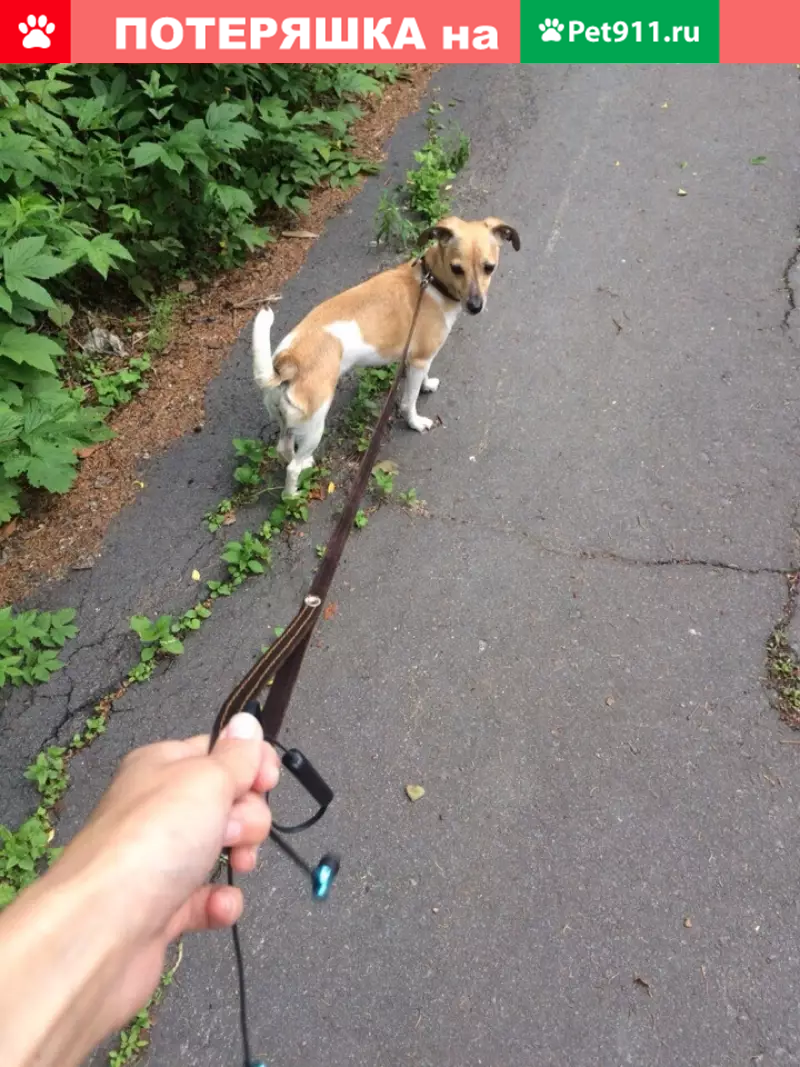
[418,216,520,315]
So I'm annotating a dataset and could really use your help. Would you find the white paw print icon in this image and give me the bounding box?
[539,17,565,42]
[18,14,55,48]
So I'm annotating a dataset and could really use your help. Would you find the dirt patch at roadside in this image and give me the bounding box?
[0,66,435,608]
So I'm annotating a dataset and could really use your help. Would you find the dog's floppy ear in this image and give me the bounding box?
[418,224,455,248]
[485,217,521,252]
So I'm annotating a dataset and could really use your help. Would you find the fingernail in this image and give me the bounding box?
[222,712,260,741]
[224,818,241,845]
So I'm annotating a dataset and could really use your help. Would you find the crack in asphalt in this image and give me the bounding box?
[782,227,800,338]
[423,509,790,577]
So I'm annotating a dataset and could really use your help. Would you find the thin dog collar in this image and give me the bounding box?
[418,256,461,305]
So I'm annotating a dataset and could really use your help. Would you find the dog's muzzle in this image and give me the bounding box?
[466,294,483,315]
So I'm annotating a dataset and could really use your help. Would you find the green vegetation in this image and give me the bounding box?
[375,120,470,250]
[0,707,107,908]
[0,97,455,1060]
[0,606,77,688]
[107,943,183,1067]
[0,63,394,520]
[766,575,800,727]
[346,365,396,452]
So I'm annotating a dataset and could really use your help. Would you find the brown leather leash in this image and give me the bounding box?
[210,267,430,749]
[209,266,432,1067]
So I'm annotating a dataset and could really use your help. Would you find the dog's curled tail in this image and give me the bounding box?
[252,306,283,390]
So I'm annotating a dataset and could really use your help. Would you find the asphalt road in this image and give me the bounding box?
[3,63,800,1066]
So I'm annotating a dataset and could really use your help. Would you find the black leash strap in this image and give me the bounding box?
[208,270,430,1067]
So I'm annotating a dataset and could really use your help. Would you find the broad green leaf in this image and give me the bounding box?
[213,185,254,215]
[3,235,46,275]
[130,615,155,639]
[0,475,21,524]
[129,141,165,169]
[6,276,55,309]
[0,404,23,444]
[17,254,71,282]
[0,329,61,374]
[47,301,74,327]
[24,455,76,494]
[3,237,70,288]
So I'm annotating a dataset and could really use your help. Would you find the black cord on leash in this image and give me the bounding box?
[211,706,340,1067]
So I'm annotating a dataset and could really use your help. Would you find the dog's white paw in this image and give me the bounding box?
[407,413,433,433]
[421,377,440,394]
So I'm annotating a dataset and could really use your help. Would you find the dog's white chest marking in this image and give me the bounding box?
[326,320,379,375]
[427,287,460,346]
[442,305,459,339]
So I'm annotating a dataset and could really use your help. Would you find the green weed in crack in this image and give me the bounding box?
[375,121,471,250]
[130,465,325,681]
[346,365,397,451]
[0,607,78,689]
[107,942,183,1067]
[204,438,283,531]
[765,572,800,727]
[127,614,186,683]
[0,705,109,909]
[375,193,418,251]
[398,487,419,508]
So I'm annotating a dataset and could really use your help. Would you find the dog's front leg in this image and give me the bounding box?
[400,362,434,432]
[276,429,294,463]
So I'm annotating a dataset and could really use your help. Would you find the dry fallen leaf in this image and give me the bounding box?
[323,602,338,621]
[222,511,237,526]
[281,230,318,239]
[677,188,688,196]
[0,519,18,542]
[661,101,669,109]
[373,459,399,476]
[191,569,200,581]
[605,696,615,707]
[178,279,197,294]
[683,917,693,929]
[76,444,102,460]
[406,785,425,802]
[133,480,145,489]
[327,481,336,494]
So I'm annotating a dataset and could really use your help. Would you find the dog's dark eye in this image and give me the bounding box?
[451,264,464,276]
[484,262,496,275]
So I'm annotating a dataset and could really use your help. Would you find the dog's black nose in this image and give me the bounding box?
[466,296,483,315]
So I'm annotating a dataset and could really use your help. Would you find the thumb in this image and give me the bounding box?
[210,711,264,800]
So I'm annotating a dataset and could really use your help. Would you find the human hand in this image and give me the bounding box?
[0,711,279,1067]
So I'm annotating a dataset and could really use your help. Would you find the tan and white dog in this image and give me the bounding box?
[252,216,520,495]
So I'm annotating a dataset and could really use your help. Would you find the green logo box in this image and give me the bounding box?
[521,0,720,62]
